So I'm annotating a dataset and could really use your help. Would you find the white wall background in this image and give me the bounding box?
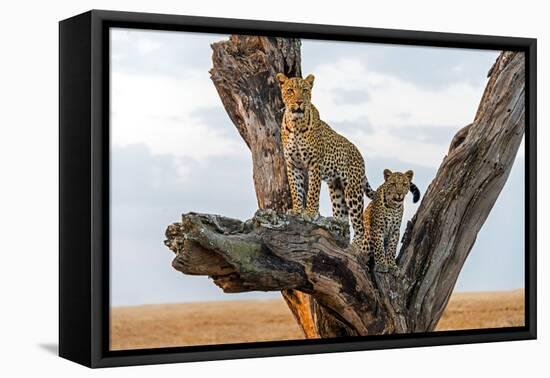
[0,0,547,376]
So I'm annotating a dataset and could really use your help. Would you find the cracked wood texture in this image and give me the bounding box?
[166,46,525,336]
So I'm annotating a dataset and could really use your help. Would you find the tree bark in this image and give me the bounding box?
[166,43,525,336]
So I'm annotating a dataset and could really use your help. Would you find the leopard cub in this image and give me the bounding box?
[363,169,420,273]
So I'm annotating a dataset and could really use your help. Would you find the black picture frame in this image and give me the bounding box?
[59,9,537,368]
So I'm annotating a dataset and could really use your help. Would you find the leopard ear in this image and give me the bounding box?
[383,169,392,181]
[276,73,288,86]
[304,74,315,87]
[404,170,414,181]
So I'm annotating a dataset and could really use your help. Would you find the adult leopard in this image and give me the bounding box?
[276,73,375,252]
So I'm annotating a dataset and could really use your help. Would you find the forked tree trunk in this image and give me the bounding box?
[165,38,525,336]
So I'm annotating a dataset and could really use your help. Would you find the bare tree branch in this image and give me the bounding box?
[398,51,525,331]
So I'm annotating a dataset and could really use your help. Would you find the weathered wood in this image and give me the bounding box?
[167,211,394,334]
[166,47,525,336]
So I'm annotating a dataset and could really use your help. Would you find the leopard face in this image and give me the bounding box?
[276,73,315,121]
[383,169,414,208]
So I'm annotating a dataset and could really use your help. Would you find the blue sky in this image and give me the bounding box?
[110,28,524,306]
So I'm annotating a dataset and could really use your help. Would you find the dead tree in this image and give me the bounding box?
[164,37,525,337]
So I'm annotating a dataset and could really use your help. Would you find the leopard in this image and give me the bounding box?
[362,169,421,273]
[276,72,375,252]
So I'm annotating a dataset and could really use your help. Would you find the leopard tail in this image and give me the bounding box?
[410,182,421,203]
[363,175,376,200]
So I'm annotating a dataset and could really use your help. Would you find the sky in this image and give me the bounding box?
[110,28,525,307]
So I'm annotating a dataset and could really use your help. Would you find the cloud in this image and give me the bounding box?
[332,88,371,104]
[311,58,487,130]
[110,27,243,182]
[301,40,499,90]
[304,57,491,168]
[136,38,162,55]
[348,128,447,168]
[111,70,246,170]
[111,144,257,219]
[110,144,265,305]
[110,28,227,75]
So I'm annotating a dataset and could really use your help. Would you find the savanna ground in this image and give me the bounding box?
[110,289,524,350]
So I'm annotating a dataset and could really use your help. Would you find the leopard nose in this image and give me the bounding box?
[296,100,303,105]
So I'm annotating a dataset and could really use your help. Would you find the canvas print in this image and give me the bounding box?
[109,29,525,350]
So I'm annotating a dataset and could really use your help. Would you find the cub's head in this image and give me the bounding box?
[382,169,421,207]
[276,73,315,120]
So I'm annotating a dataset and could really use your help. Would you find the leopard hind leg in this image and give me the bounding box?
[328,178,348,221]
[343,178,366,253]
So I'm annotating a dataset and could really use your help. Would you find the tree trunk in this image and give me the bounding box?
[209,35,319,338]
[165,42,524,336]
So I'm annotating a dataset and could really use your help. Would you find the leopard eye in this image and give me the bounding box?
[286,88,294,95]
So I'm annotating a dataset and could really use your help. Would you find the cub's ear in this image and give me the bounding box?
[404,170,414,181]
[276,73,288,86]
[383,169,393,181]
[304,74,315,86]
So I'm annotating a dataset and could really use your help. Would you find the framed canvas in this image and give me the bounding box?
[59,9,537,368]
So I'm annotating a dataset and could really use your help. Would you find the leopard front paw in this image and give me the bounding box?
[388,264,401,276]
[374,264,389,273]
[346,243,361,256]
[287,207,303,216]
[302,209,320,221]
